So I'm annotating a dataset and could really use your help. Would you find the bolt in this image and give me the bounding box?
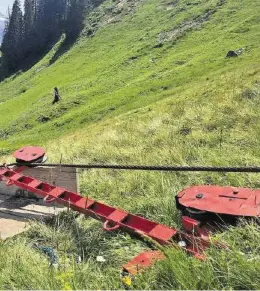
[233,189,239,194]
[196,193,204,199]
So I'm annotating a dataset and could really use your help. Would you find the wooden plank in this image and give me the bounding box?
[22,167,78,193]
[0,166,78,198]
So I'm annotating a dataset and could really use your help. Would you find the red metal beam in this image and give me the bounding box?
[0,167,209,263]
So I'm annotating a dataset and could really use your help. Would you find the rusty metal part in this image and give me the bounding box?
[122,250,165,276]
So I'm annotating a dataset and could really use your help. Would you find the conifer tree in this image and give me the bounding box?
[24,0,35,38]
[23,0,35,54]
[66,0,87,40]
[1,0,24,72]
[1,0,92,77]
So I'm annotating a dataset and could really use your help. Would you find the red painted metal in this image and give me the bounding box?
[0,166,208,260]
[13,146,46,162]
[6,147,260,280]
[181,216,212,241]
[122,250,165,276]
[177,185,260,217]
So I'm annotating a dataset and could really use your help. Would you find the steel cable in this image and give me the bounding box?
[6,162,260,173]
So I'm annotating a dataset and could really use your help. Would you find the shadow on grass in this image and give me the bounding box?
[48,35,78,66]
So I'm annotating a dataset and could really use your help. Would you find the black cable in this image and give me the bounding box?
[6,162,260,173]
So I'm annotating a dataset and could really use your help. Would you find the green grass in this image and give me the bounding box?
[0,0,260,289]
[0,0,259,151]
[0,217,259,290]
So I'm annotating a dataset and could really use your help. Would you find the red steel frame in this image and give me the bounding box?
[1,146,242,278]
[0,167,209,261]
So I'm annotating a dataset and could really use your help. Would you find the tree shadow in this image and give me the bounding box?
[49,0,106,66]
[0,37,60,82]
[48,34,78,66]
[0,0,107,81]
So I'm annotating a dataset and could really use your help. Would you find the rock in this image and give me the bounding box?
[153,43,164,49]
[37,115,50,123]
[96,256,106,262]
[226,48,244,58]
[85,29,94,37]
[226,50,238,57]
[236,48,244,55]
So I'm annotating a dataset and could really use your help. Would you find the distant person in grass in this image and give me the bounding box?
[52,87,61,104]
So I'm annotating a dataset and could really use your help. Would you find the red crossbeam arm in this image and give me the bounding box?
[0,167,209,259]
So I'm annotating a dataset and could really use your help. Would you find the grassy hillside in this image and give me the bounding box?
[0,0,259,152]
[0,0,259,289]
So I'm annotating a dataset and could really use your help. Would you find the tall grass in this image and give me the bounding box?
[0,214,259,289]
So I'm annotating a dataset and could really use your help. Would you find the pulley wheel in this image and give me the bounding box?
[13,146,47,163]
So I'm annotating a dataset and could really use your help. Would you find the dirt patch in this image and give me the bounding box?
[158,0,226,43]
[165,0,179,11]
[240,85,260,100]
[83,0,143,37]
[105,0,144,24]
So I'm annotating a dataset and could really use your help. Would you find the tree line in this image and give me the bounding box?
[1,0,90,76]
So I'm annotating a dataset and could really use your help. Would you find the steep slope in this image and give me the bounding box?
[0,0,259,152]
[0,0,259,289]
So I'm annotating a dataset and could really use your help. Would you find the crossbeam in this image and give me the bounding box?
[0,167,209,262]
